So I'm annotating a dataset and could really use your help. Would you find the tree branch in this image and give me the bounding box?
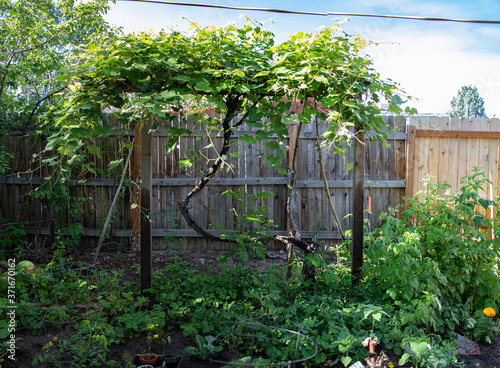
[28,86,67,125]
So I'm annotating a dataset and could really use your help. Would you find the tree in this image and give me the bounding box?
[0,0,113,129]
[44,20,411,286]
[449,85,487,118]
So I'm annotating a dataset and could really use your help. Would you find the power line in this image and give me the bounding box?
[119,0,500,25]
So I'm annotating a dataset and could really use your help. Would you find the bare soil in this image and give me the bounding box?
[4,248,500,368]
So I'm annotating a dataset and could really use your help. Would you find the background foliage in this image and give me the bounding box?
[0,0,113,129]
[448,85,487,118]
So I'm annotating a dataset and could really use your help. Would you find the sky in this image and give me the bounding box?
[104,0,500,117]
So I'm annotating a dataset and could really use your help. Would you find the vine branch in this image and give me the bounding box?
[178,95,262,241]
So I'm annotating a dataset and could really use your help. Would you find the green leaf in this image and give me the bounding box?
[266,155,282,166]
[195,79,213,92]
[148,104,166,118]
[473,215,486,228]
[478,198,490,209]
[264,141,282,152]
[166,138,178,154]
[169,127,192,136]
[314,75,328,84]
[108,159,123,171]
[136,77,151,90]
[343,100,359,109]
[179,158,193,168]
[160,90,177,100]
[255,130,272,140]
[399,353,411,366]
[88,145,101,158]
[173,75,192,82]
[235,84,251,93]
[340,356,352,367]
[393,94,404,105]
[240,134,257,144]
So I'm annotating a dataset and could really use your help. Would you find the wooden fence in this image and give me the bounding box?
[406,116,500,205]
[4,115,497,251]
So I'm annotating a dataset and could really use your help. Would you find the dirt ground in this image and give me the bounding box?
[4,248,500,368]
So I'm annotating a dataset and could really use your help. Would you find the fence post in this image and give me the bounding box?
[287,122,299,235]
[352,130,365,284]
[132,122,142,255]
[140,118,153,294]
[405,125,416,202]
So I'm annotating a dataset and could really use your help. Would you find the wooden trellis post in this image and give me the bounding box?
[352,130,365,284]
[131,123,142,254]
[140,119,153,294]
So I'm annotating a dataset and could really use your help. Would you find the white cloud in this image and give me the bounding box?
[103,1,500,117]
[367,28,500,116]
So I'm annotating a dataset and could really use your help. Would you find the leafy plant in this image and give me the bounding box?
[183,334,222,360]
[0,218,27,258]
[0,147,13,174]
[399,337,448,368]
[142,323,161,359]
[214,189,275,263]
[32,320,118,367]
[364,169,500,316]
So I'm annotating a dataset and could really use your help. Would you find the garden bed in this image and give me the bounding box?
[3,248,500,368]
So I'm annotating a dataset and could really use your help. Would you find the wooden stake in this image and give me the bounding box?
[92,138,135,264]
[315,116,345,241]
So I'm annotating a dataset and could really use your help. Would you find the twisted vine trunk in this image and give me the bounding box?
[177,110,235,241]
[178,95,257,241]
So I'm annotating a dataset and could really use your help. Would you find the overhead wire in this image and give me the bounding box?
[118,0,500,25]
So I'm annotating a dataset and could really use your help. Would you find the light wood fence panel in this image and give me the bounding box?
[408,116,500,206]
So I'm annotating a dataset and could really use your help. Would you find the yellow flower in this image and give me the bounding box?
[147,324,155,329]
[189,22,200,30]
[53,337,57,341]
[153,334,159,339]
[484,307,496,317]
[388,362,394,368]
[48,341,53,347]
[155,324,158,327]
